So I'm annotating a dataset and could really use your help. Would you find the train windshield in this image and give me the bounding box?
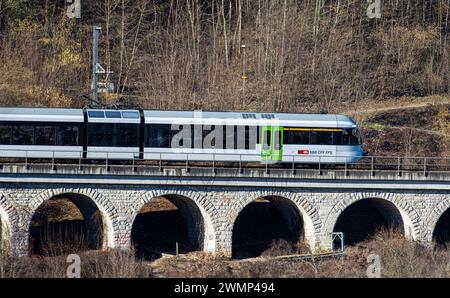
[343,128,362,145]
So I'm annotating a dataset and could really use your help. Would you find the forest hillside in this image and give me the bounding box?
[0,0,448,111]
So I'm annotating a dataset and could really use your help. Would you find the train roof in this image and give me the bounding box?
[0,108,358,127]
[143,110,357,127]
[0,108,84,122]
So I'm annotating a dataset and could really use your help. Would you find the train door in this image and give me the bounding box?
[261,126,283,162]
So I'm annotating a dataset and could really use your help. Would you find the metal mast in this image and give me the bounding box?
[92,26,102,107]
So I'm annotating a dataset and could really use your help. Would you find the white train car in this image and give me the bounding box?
[0,108,364,164]
[0,108,84,159]
[143,110,364,164]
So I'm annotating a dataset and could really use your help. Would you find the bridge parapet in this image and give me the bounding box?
[1,161,450,182]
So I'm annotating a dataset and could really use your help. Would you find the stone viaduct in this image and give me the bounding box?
[0,166,450,257]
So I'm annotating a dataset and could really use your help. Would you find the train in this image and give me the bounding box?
[0,108,364,164]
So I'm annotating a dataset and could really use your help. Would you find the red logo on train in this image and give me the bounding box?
[298,150,309,155]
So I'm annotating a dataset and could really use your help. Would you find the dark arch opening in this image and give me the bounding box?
[29,194,104,256]
[131,195,204,260]
[433,208,450,247]
[333,198,404,246]
[232,196,304,259]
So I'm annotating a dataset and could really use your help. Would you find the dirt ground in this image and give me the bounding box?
[359,102,450,157]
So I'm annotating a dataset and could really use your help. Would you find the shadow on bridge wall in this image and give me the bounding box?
[433,208,450,247]
[232,196,304,259]
[131,195,204,260]
[333,198,404,246]
[29,193,104,256]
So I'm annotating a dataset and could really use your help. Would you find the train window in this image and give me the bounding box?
[222,127,227,149]
[87,124,109,146]
[350,128,361,145]
[243,126,250,150]
[57,126,80,146]
[35,126,56,145]
[339,129,361,145]
[235,126,245,150]
[116,124,139,146]
[88,111,105,118]
[192,125,203,149]
[223,126,235,150]
[284,129,309,145]
[202,125,216,148]
[257,127,261,144]
[105,111,122,119]
[341,129,350,145]
[310,131,333,145]
[285,128,354,146]
[248,126,257,150]
[168,124,192,148]
[0,125,11,145]
[122,111,140,119]
[333,131,343,145]
[145,124,171,148]
[244,126,249,149]
[263,130,271,149]
[88,123,139,147]
[273,130,281,150]
[12,126,34,145]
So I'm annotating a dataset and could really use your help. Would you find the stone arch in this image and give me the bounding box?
[129,189,216,253]
[324,192,421,246]
[425,197,450,243]
[228,190,322,252]
[28,188,116,251]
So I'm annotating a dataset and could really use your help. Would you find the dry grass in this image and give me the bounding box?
[30,222,89,257]
[260,239,311,257]
[1,230,449,278]
[0,248,153,278]
[154,231,450,278]
[80,249,152,278]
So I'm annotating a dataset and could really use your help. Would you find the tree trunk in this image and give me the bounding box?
[0,0,3,32]
[221,0,229,66]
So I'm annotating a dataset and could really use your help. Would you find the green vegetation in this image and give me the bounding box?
[4,0,30,24]
[363,123,396,130]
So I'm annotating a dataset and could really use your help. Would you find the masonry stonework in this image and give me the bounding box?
[0,183,449,256]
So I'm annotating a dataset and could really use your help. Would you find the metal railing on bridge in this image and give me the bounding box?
[0,149,449,180]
